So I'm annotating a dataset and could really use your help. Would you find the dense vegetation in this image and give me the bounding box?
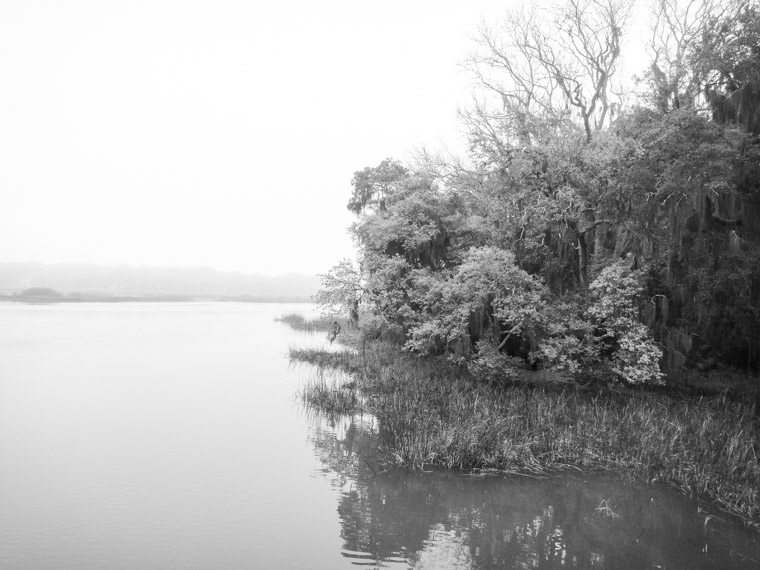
[316,0,760,383]
[291,0,760,527]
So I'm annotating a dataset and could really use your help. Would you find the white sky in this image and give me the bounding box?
[0,0,650,276]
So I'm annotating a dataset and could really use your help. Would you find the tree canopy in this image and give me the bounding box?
[317,0,760,384]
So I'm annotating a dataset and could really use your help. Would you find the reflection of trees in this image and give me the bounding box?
[308,412,444,564]
[305,410,760,569]
[338,470,450,564]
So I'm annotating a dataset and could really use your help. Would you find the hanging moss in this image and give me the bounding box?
[707,85,760,136]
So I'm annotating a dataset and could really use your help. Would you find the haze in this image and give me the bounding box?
[0,1,492,276]
[0,1,652,277]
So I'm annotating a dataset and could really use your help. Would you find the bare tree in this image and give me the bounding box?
[464,0,633,145]
[646,0,736,111]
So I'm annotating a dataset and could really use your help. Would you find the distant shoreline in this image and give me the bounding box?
[0,262,320,301]
[0,294,312,304]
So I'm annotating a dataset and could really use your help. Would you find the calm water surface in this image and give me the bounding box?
[1,302,758,569]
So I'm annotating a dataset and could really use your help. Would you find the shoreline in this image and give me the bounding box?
[288,329,760,531]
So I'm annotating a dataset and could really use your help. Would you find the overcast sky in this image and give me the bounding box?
[0,0,649,276]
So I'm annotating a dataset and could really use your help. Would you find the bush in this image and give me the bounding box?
[589,262,664,384]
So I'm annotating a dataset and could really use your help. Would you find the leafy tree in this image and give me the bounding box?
[318,0,760,382]
[405,247,548,356]
[589,261,664,384]
[611,107,760,372]
[313,259,363,324]
[347,159,408,215]
[644,0,759,129]
[645,0,725,111]
[697,0,760,133]
[360,252,419,329]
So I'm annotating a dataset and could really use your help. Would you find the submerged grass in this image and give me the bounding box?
[275,313,338,333]
[298,370,361,416]
[290,341,760,527]
[289,346,362,373]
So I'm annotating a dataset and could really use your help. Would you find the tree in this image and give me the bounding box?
[643,0,760,133]
[647,0,717,111]
[589,261,664,384]
[320,0,760,381]
[611,107,760,372]
[464,0,633,147]
[313,259,363,324]
[347,159,408,215]
[644,0,740,112]
[697,0,760,133]
[405,247,549,357]
[461,0,635,293]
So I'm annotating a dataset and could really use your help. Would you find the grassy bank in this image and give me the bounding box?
[291,339,760,528]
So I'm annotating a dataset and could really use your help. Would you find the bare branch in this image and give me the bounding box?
[464,0,632,147]
[645,0,739,111]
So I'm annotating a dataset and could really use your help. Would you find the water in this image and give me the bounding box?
[0,302,758,569]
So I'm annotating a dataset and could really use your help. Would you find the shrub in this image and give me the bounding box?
[589,262,664,384]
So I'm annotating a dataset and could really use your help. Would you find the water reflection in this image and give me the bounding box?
[307,411,760,569]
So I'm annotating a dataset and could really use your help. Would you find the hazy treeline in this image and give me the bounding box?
[0,262,319,300]
[317,0,760,383]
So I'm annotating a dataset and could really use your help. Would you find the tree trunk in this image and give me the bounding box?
[578,232,590,288]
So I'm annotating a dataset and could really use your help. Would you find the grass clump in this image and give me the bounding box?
[276,313,338,333]
[291,339,760,527]
[289,346,362,374]
[298,371,361,416]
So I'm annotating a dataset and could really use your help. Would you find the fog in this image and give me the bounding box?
[0,0,511,276]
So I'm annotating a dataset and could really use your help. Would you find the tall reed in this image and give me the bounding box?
[298,370,361,415]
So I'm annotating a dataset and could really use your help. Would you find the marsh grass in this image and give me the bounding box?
[297,370,362,416]
[291,340,760,527]
[288,346,361,372]
[275,313,338,333]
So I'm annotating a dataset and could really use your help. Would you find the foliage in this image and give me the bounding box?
[347,158,408,215]
[694,0,760,133]
[361,253,419,327]
[405,247,548,354]
[612,107,760,372]
[534,298,599,373]
[589,262,665,384]
[313,0,760,381]
[313,259,362,321]
[467,341,529,382]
